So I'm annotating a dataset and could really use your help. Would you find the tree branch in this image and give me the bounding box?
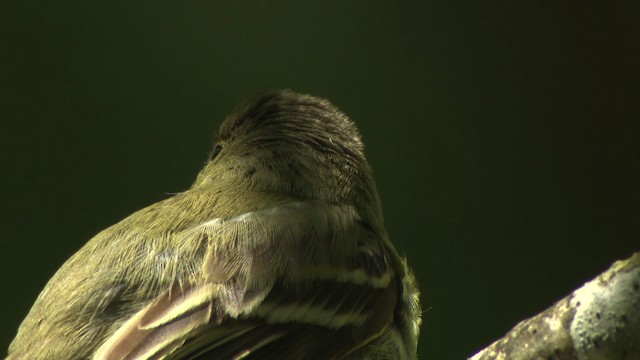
[469,253,640,360]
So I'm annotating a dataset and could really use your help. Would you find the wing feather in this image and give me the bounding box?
[94,201,398,360]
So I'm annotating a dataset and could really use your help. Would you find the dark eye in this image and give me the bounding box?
[210,143,223,160]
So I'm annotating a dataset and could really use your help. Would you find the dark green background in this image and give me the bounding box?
[1,1,638,358]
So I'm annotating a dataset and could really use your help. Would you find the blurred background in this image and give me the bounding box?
[1,1,638,358]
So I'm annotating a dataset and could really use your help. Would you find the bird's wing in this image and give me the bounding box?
[93,201,398,360]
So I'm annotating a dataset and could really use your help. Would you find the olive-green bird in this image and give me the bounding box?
[7,90,421,359]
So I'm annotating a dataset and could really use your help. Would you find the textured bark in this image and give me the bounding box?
[469,253,640,360]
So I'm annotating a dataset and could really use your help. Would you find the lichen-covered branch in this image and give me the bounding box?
[469,253,640,360]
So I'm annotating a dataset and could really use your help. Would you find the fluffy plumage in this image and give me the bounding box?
[7,90,421,359]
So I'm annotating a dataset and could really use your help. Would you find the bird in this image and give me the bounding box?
[7,89,421,359]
